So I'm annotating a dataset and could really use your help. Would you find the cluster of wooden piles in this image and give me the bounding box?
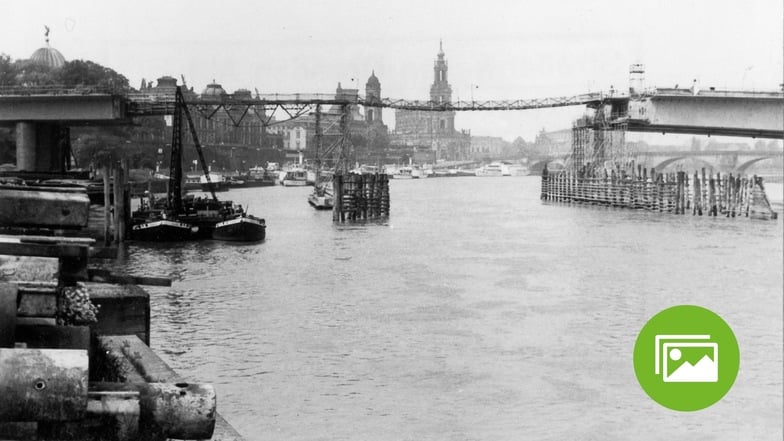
[540,165,777,219]
[0,183,244,440]
[332,173,390,222]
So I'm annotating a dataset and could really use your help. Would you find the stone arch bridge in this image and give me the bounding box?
[531,149,783,174]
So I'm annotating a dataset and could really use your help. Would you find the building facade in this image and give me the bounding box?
[274,76,389,165]
[390,42,471,162]
[136,77,282,170]
[470,136,512,159]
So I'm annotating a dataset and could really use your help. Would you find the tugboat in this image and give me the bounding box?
[178,195,265,242]
[212,210,266,241]
[308,171,334,210]
[130,195,198,241]
[308,182,334,210]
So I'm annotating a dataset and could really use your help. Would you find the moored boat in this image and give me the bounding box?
[243,166,277,187]
[200,173,229,192]
[130,194,198,241]
[308,181,334,210]
[131,218,197,241]
[393,166,414,179]
[212,212,266,242]
[281,168,308,186]
[475,163,504,177]
[183,174,202,191]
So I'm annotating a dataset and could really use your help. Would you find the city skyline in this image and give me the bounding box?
[4,0,782,142]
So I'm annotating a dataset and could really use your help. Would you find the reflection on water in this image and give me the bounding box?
[115,178,782,441]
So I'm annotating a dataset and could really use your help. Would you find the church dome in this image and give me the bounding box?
[366,70,380,89]
[202,81,227,97]
[30,45,66,69]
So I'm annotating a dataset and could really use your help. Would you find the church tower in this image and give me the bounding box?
[429,40,455,134]
[365,70,382,124]
[430,40,452,104]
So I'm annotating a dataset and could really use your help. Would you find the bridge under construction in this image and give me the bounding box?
[0,83,782,174]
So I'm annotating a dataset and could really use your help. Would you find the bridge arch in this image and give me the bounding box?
[735,156,776,174]
[530,158,567,174]
[654,156,716,172]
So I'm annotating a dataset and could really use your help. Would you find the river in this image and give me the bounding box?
[111,176,783,441]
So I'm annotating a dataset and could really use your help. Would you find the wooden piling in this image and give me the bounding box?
[538,164,775,220]
[332,173,389,223]
[102,166,111,245]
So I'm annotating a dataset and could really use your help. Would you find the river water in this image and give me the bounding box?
[112,176,782,441]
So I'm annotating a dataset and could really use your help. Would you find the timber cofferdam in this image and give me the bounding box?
[540,166,778,219]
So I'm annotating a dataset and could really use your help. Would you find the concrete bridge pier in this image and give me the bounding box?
[15,122,69,172]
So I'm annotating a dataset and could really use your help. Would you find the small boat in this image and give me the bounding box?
[227,177,245,188]
[503,163,530,176]
[352,165,379,174]
[455,168,476,177]
[183,174,202,191]
[212,212,266,242]
[393,166,414,179]
[200,173,229,192]
[244,166,277,187]
[281,169,308,186]
[475,163,504,177]
[308,181,334,210]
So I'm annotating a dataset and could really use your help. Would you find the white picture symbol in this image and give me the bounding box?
[654,335,718,383]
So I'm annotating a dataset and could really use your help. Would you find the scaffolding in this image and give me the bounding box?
[570,106,631,173]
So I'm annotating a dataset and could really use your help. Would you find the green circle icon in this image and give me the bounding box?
[633,305,739,411]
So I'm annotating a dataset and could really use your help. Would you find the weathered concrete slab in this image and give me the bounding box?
[0,94,128,122]
[0,185,90,228]
[0,283,16,347]
[626,91,784,139]
[0,348,88,421]
[87,283,150,345]
[0,255,59,282]
[17,290,57,317]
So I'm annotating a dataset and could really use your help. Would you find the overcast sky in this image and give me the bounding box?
[4,0,783,141]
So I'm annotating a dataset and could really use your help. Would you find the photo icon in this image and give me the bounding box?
[633,305,739,411]
[655,335,718,383]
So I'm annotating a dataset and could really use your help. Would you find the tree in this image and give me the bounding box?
[11,59,57,86]
[57,60,129,91]
[0,54,16,86]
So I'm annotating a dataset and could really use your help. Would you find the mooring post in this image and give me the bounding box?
[118,158,128,242]
[332,174,342,222]
[716,172,723,215]
[112,163,122,243]
[693,172,700,215]
[102,166,111,244]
